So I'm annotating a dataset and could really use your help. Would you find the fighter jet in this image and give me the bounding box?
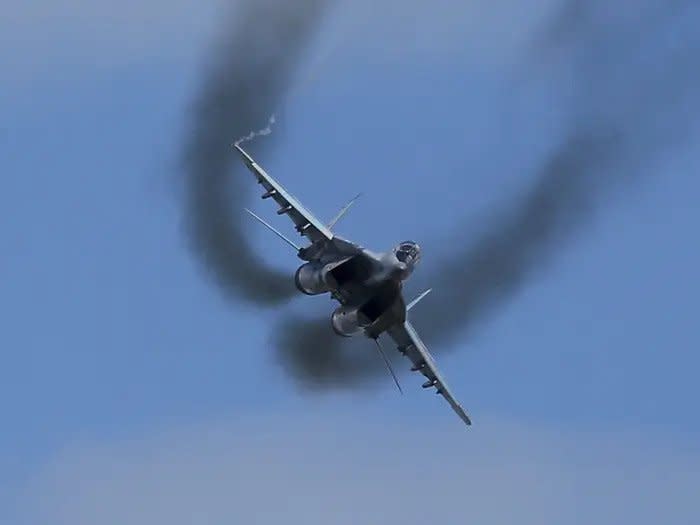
[236,144,471,426]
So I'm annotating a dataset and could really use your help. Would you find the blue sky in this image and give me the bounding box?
[2,1,699,523]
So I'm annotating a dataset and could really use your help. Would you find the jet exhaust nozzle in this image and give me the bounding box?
[331,306,364,337]
[294,263,331,295]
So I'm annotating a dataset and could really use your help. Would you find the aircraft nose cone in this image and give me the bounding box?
[392,261,410,280]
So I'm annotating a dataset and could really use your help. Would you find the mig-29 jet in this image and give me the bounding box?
[236,144,471,426]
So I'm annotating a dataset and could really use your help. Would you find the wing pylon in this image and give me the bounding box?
[235,144,334,244]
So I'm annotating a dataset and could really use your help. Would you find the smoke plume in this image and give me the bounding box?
[417,130,620,344]
[273,315,379,390]
[183,0,328,305]
[234,114,277,147]
[274,0,700,388]
[418,0,699,346]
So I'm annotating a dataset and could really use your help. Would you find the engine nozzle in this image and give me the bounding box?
[331,306,364,337]
[294,263,330,295]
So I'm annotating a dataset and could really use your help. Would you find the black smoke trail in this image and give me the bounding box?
[418,0,700,346]
[183,0,329,305]
[274,0,700,388]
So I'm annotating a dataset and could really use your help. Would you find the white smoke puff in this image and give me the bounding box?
[235,114,277,146]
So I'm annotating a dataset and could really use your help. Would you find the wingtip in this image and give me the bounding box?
[455,405,472,427]
[233,142,255,165]
[463,411,473,426]
[461,406,472,426]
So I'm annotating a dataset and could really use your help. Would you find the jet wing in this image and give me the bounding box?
[235,144,334,244]
[387,322,472,426]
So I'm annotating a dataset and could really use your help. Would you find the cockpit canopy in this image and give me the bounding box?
[395,241,421,266]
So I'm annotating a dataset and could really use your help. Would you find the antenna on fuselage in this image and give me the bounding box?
[244,208,301,251]
[373,337,403,395]
[327,193,362,230]
[406,289,433,311]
